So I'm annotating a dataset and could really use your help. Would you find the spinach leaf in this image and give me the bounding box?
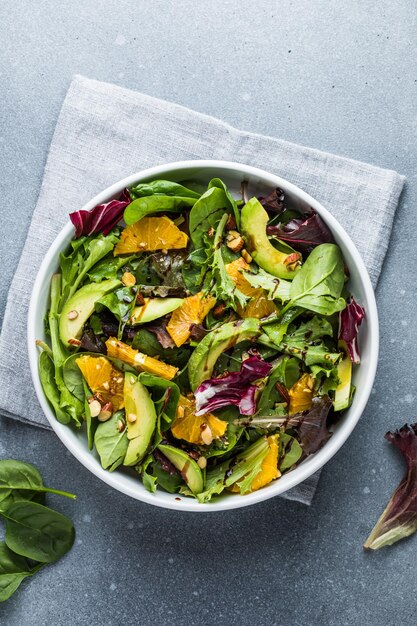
[283,243,346,316]
[140,455,158,494]
[129,180,200,199]
[95,286,137,339]
[208,178,240,229]
[82,379,96,450]
[189,186,228,248]
[124,196,196,225]
[62,354,85,402]
[279,434,303,471]
[39,351,71,425]
[211,213,247,311]
[1,501,75,563]
[279,316,341,367]
[243,268,292,302]
[94,411,128,471]
[0,460,76,513]
[182,246,211,294]
[147,457,183,494]
[131,329,191,368]
[0,542,43,602]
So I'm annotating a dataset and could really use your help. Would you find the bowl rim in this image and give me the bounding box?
[28,159,379,512]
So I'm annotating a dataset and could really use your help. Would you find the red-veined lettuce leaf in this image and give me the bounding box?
[338,297,365,364]
[267,212,334,252]
[194,356,272,416]
[364,423,417,550]
[287,396,332,456]
[259,188,286,213]
[69,189,131,238]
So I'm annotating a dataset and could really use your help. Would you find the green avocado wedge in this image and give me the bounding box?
[157,444,203,494]
[188,318,261,390]
[129,298,183,325]
[123,373,157,466]
[59,278,121,346]
[241,198,300,279]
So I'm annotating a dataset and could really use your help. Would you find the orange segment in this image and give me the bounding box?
[288,373,314,414]
[114,216,188,255]
[225,258,277,319]
[166,292,216,347]
[171,395,227,445]
[105,337,178,380]
[250,434,280,491]
[75,355,124,410]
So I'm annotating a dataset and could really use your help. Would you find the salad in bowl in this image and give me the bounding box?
[33,162,372,508]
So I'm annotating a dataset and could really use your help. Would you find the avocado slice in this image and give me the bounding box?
[129,297,183,325]
[157,444,203,494]
[59,278,121,346]
[241,198,300,279]
[188,318,261,390]
[333,340,352,411]
[123,372,157,466]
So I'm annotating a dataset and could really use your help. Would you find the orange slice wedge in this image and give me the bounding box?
[75,355,124,410]
[288,373,314,414]
[171,395,227,445]
[166,292,216,347]
[114,216,188,255]
[105,337,178,380]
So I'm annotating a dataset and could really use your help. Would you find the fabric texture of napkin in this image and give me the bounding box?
[0,75,405,504]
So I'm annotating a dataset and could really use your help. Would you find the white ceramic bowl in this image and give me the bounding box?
[28,160,378,511]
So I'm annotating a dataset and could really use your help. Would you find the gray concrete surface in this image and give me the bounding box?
[0,1,416,625]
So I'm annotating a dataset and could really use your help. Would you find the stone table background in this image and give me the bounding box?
[0,1,416,624]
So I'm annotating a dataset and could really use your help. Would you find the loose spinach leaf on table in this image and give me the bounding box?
[1,501,75,563]
[0,542,44,602]
[281,243,346,316]
[129,180,200,199]
[0,460,76,514]
[124,196,196,225]
[94,411,128,471]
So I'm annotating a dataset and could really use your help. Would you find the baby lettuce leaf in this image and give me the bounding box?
[94,411,128,471]
[87,254,135,282]
[243,268,292,302]
[0,542,44,602]
[211,213,248,311]
[262,308,303,347]
[339,297,365,364]
[69,189,130,238]
[39,351,72,425]
[288,397,333,455]
[279,434,303,471]
[275,316,341,367]
[129,180,200,199]
[267,211,334,253]
[189,186,229,249]
[259,187,286,213]
[95,286,137,339]
[364,423,417,550]
[282,243,346,316]
[257,356,300,413]
[124,195,196,225]
[1,501,75,563]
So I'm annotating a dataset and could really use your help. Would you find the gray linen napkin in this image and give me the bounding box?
[0,75,405,504]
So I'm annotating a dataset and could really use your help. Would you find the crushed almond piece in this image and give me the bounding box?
[121,271,136,287]
[241,249,252,264]
[67,310,78,320]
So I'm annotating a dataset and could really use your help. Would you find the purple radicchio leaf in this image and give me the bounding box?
[258,187,286,213]
[338,297,365,364]
[194,356,272,416]
[287,396,333,456]
[69,188,131,238]
[266,211,334,253]
[364,424,417,550]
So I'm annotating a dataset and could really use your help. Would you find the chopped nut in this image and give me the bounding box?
[227,230,240,239]
[117,419,125,433]
[176,405,185,419]
[122,271,136,287]
[68,338,82,346]
[98,407,112,422]
[197,456,207,469]
[241,248,252,264]
[136,292,145,306]
[67,310,78,320]
[89,399,102,418]
[138,242,147,249]
[212,303,226,319]
[200,424,213,446]
[283,252,301,268]
[207,226,215,238]
[102,381,110,390]
[226,215,237,231]
[227,235,244,253]
[127,413,137,423]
